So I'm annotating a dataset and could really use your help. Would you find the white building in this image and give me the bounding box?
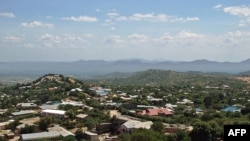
[120,120,153,132]
[41,109,66,118]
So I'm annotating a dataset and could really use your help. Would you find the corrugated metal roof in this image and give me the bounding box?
[21,131,60,140]
[12,110,36,116]
[41,109,65,115]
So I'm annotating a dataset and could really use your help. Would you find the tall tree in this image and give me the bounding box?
[189,122,212,141]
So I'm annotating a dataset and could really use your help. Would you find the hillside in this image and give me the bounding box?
[84,69,243,87]
[1,59,250,81]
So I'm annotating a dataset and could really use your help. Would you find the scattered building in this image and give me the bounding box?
[83,131,100,141]
[89,87,111,95]
[16,103,37,110]
[11,110,36,117]
[138,108,173,116]
[15,123,39,135]
[39,104,59,110]
[0,120,14,130]
[221,106,241,112]
[61,100,84,107]
[71,88,83,92]
[147,96,163,102]
[121,120,153,132]
[165,103,178,109]
[48,125,74,137]
[76,114,88,121]
[96,123,112,134]
[20,131,61,141]
[41,109,66,118]
[177,99,194,104]
[0,109,7,115]
[137,105,157,109]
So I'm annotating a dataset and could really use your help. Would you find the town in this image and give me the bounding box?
[0,70,250,141]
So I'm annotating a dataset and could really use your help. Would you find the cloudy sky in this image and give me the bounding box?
[1,0,250,62]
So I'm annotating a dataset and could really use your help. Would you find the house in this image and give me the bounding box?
[138,108,173,116]
[221,106,241,112]
[11,110,36,117]
[137,105,157,109]
[165,103,178,109]
[89,87,111,96]
[195,108,204,115]
[0,109,7,115]
[0,120,14,130]
[48,87,58,91]
[41,109,66,118]
[76,114,88,121]
[177,99,194,104]
[20,131,61,141]
[48,125,74,137]
[96,123,112,134]
[83,131,100,141]
[71,88,83,92]
[16,103,37,110]
[120,120,153,132]
[39,104,59,110]
[15,123,39,135]
[147,96,163,102]
[61,100,84,107]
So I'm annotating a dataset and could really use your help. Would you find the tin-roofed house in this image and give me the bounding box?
[20,131,61,141]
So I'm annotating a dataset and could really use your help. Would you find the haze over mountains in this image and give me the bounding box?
[1,59,250,79]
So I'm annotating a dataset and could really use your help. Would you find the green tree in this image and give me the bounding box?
[6,120,19,131]
[119,128,166,141]
[151,121,165,133]
[66,109,76,120]
[84,118,96,130]
[204,96,212,108]
[20,125,35,134]
[39,116,52,131]
[189,122,212,141]
[75,129,84,141]
[175,129,191,141]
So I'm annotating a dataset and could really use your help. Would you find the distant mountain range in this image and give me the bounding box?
[1,59,250,78]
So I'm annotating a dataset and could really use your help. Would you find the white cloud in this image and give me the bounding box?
[224,5,250,17]
[23,43,35,48]
[128,34,150,43]
[104,35,123,43]
[21,21,54,28]
[186,17,200,21]
[0,12,15,18]
[115,13,199,22]
[39,33,89,47]
[116,16,127,21]
[40,34,61,43]
[213,4,222,9]
[3,35,23,42]
[62,16,98,22]
[103,19,114,26]
[176,31,203,38]
[107,12,119,18]
[130,13,154,21]
[222,5,250,26]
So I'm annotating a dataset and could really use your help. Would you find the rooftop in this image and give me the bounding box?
[41,109,66,115]
[12,110,36,116]
[21,131,60,140]
[48,125,74,137]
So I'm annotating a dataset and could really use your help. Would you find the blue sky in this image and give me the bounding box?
[1,0,250,62]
